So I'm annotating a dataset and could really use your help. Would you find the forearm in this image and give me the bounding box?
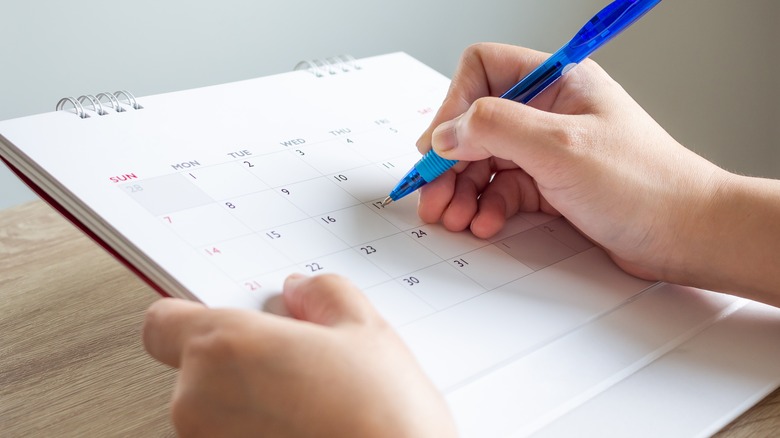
[672,173,780,305]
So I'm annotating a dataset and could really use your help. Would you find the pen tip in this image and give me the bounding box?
[381,196,393,207]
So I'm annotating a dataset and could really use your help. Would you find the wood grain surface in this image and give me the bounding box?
[0,201,175,437]
[1,200,777,437]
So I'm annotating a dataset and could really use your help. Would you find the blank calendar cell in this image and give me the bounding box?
[262,218,349,262]
[362,281,435,327]
[400,263,485,310]
[223,190,308,231]
[539,217,594,253]
[297,140,371,175]
[518,248,654,316]
[449,244,534,290]
[299,249,390,289]
[488,214,537,243]
[121,173,213,216]
[408,224,489,260]
[328,164,397,203]
[317,205,399,246]
[356,233,441,278]
[199,233,292,280]
[185,162,270,201]
[162,203,252,247]
[497,228,577,271]
[282,177,361,216]
[242,151,321,187]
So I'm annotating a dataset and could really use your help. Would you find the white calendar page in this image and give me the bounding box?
[2,52,780,437]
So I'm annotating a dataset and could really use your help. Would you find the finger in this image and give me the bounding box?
[440,159,493,232]
[142,298,210,368]
[470,169,540,239]
[433,97,578,179]
[417,43,551,153]
[282,273,378,327]
[417,169,457,224]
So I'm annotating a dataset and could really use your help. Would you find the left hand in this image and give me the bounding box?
[142,273,456,437]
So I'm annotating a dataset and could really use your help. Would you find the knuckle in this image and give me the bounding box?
[548,121,587,155]
[467,98,500,134]
[462,42,486,60]
[185,325,240,362]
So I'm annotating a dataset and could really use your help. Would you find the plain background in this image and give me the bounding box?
[1,0,778,211]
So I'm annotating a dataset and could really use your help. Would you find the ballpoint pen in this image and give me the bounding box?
[382,0,662,206]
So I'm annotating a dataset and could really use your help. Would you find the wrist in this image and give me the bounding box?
[660,168,733,287]
[664,171,780,304]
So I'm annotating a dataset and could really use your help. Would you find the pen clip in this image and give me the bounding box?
[565,0,661,62]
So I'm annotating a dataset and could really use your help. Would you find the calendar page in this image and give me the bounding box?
[3,52,780,437]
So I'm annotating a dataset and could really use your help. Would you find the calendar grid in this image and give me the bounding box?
[119,99,603,328]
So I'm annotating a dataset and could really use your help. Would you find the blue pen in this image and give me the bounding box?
[382,0,662,206]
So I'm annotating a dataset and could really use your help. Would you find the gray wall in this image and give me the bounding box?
[593,0,780,179]
[1,1,778,210]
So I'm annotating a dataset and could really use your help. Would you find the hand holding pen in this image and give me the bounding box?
[383,0,662,206]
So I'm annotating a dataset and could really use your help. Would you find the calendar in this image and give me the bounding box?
[3,53,780,437]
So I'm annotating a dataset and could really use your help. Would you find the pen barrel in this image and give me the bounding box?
[500,51,569,104]
[417,150,458,182]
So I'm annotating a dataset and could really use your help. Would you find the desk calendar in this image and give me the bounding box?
[3,53,780,437]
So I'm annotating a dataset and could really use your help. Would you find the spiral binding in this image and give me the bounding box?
[56,90,143,118]
[294,54,361,77]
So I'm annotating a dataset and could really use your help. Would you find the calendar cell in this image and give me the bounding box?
[184,162,269,201]
[538,217,594,253]
[399,263,485,310]
[121,173,213,216]
[362,281,435,327]
[162,203,252,247]
[449,245,534,290]
[243,269,290,302]
[199,233,292,280]
[328,164,397,203]
[488,214,537,243]
[297,139,371,175]
[317,205,399,246]
[517,211,558,226]
[340,128,413,162]
[407,224,489,260]
[222,189,308,231]
[369,193,425,231]
[496,228,577,271]
[282,177,361,216]
[356,233,441,278]
[262,218,349,262]
[376,152,421,180]
[242,150,321,187]
[298,249,390,289]
[392,116,434,142]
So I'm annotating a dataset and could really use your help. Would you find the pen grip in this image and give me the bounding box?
[417,149,458,182]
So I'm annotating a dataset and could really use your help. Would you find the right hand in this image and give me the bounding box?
[416,43,729,284]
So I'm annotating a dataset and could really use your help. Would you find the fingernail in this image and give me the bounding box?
[432,118,458,153]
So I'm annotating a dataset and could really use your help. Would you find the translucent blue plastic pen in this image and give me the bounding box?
[382,0,662,206]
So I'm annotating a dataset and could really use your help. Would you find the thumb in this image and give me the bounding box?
[431,97,574,170]
[282,273,378,327]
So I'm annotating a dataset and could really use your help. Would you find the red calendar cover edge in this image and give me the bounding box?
[2,155,171,298]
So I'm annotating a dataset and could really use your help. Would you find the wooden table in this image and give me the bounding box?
[1,200,779,437]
